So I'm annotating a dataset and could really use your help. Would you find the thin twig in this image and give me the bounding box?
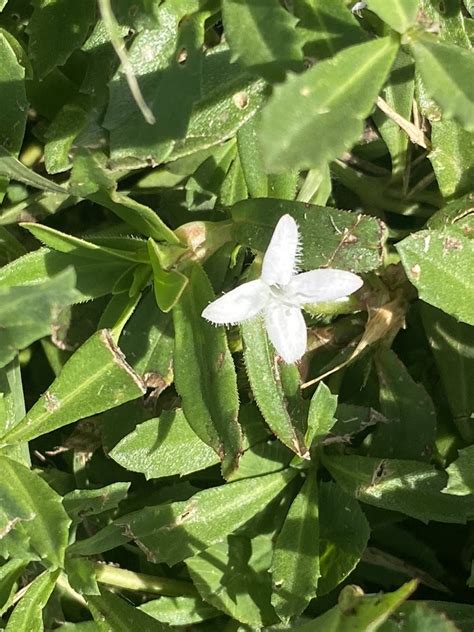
[376,96,431,150]
[98,0,155,125]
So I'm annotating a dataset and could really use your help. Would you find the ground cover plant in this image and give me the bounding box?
[0,0,474,629]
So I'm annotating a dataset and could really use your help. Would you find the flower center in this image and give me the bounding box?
[269,283,299,307]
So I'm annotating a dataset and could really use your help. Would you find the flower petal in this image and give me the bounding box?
[261,214,300,286]
[288,269,363,304]
[201,279,269,324]
[264,303,307,363]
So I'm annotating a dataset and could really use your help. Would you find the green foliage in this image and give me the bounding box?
[397,228,474,325]
[0,0,473,629]
[259,37,398,172]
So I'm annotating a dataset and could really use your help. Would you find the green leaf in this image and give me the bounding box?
[306,382,338,448]
[28,0,96,78]
[0,559,28,616]
[443,446,474,496]
[109,409,218,479]
[172,262,242,477]
[294,581,417,632]
[22,222,149,264]
[379,602,460,632]
[294,0,366,60]
[71,468,296,561]
[69,149,118,198]
[0,358,29,464]
[186,534,276,627]
[408,33,474,132]
[104,9,205,164]
[259,37,398,172]
[369,349,436,461]
[421,302,474,443]
[168,47,268,161]
[5,570,60,632]
[147,239,188,312]
[324,454,474,523]
[373,51,415,175]
[242,316,308,458]
[222,0,303,82]
[397,228,474,325]
[366,0,418,33]
[0,329,145,446]
[87,589,169,632]
[64,558,100,596]
[429,119,474,199]
[232,198,386,272]
[317,482,370,595]
[0,147,67,193]
[0,33,27,164]
[0,247,133,302]
[271,472,320,620]
[63,482,130,522]
[139,596,219,625]
[0,267,79,369]
[90,190,180,244]
[119,288,174,388]
[44,96,91,174]
[237,117,269,198]
[0,457,71,567]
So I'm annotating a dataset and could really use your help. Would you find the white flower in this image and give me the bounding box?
[202,214,363,364]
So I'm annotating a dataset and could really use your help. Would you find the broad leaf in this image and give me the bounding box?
[379,602,460,632]
[369,349,436,461]
[0,247,133,302]
[71,468,295,561]
[324,454,474,523]
[44,96,91,174]
[430,120,474,199]
[0,559,28,616]
[443,446,474,496]
[0,457,71,568]
[0,268,79,368]
[294,0,366,60]
[421,302,474,443]
[5,570,60,632]
[28,0,96,78]
[0,33,27,199]
[409,33,474,131]
[119,288,174,389]
[0,358,29,464]
[63,482,130,522]
[109,409,218,479]
[186,534,276,627]
[172,262,242,477]
[271,472,320,620]
[305,381,338,448]
[0,329,145,446]
[397,228,474,325]
[242,316,308,458]
[232,198,386,272]
[259,37,398,172]
[222,0,303,81]
[140,595,219,625]
[317,482,370,595]
[88,589,169,632]
[366,0,418,33]
[148,239,188,312]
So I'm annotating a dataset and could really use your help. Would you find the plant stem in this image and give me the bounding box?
[93,563,198,597]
